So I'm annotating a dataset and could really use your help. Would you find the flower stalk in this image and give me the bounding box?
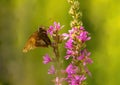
[43,22,65,85]
[61,0,93,85]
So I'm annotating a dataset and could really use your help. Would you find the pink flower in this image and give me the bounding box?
[84,66,92,76]
[47,26,54,36]
[70,75,86,85]
[77,51,85,60]
[54,77,65,85]
[48,65,55,74]
[66,64,78,75]
[77,49,93,66]
[64,55,71,60]
[78,31,91,43]
[80,26,85,30]
[83,57,93,66]
[64,49,75,60]
[66,49,74,55]
[65,38,73,49]
[62,27,78,40]
[69,27,78,34]
[47,22,64,36]
[62,33,69,40]
[43,54,52,64]
[54,22,61,30]
[66,74,86,85]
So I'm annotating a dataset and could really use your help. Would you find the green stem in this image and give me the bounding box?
[52,32,61,78]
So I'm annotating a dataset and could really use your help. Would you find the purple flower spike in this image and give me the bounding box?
[43,54,52,64]
[48,65,55,74]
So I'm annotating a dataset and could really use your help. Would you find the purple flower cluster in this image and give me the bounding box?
[47,22,64,36]
[43,22,64,85]
[43,22,63,74]
[65,64,86,85]
[43,54,55,74]
[63,26,93,85]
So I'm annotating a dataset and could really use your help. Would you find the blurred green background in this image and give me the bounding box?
[0,0,120,85]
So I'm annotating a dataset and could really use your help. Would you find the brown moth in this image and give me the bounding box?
[23,27,51,53]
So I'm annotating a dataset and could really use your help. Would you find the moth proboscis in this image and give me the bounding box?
[23,27,51,53]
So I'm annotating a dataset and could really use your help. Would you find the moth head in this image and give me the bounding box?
[38,26,46,32]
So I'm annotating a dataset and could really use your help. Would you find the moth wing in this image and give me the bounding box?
[35,38,48,47]
[23,31,37,53]
[23,27,51,53]
[38,27,51,46]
